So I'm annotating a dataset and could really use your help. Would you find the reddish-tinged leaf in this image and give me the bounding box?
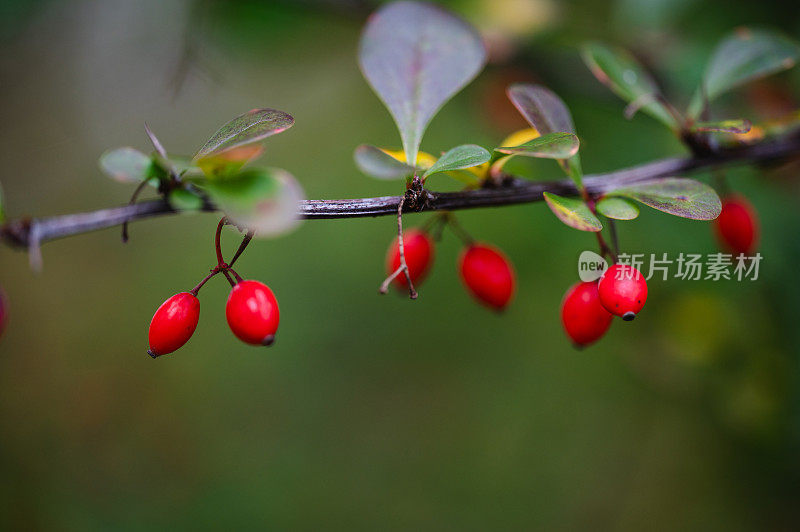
[507,84,575,135]
[606,178,721,220]
[194,108,294,161]
[359,1,486,166]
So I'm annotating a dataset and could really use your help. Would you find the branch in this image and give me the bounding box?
[2,132,799,251]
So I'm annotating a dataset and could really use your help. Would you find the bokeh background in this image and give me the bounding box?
[2,0,800,529]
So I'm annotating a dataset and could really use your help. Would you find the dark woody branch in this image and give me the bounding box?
[1,131,798,251]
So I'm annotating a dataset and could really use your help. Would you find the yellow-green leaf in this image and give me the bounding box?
[495,132,579,159]
[691,118,752,134]
[543,192,602,232]
[595,197,640,220]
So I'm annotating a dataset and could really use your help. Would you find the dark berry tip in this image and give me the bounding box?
[262,334,276,347]
[622,311,636,321]
[147,349,158,359]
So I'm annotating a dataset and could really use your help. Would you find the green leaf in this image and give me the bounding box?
[202,167,305,237]
[595,197,640,220]
[168,188,204,212]
[165,156,197,175]
[354,145,416,180]
[358,1,486,166]
[99,147,153,183]
[581,42,679,130]
[495,132,579,159]
[605,178,721,220]
[543,192,603,232]
[194,108,294,161]
[690,118,752,134]
[689,28,800,117]
[423,144,490,179]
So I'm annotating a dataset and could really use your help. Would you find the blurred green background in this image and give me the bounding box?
[1,0,800,529]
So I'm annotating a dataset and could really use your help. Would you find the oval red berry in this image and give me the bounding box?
[148,292,200,357]
[713,195,758,256]
[458,243,515,310]
[597,264,648,320]
[226,280,280,346]
[561,281,613,346]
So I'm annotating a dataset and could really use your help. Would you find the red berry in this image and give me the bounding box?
[226,280,280,346]
[713,195,759,256]
[561,281,613,347]
[386,229,434,290]
[459,243,516,310]
[597,264,647,321]
[148,292,200,357]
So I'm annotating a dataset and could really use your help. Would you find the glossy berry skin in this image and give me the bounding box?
[226,280,280,346]
[597,264,647,321]
[148,292,200,357]
[713,195,759,256]
[386,229,434,290]
[459,243,516,310]
[561,281,613,347]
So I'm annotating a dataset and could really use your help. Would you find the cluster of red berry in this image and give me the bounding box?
[560,264,647,347]
[385,228,516,311]
[0,196,759,352]
[147,280,280,357]
[560,193,759,347]
[146,219,281,358]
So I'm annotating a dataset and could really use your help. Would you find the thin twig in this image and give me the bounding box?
[379,198,417,299]
[228,268,244,283]
[121,179,151,243]
[190,268,221,295]
[215,217,227,267]
[229,230,254,268]
[445,213,474,245]
[608,219,620,260]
